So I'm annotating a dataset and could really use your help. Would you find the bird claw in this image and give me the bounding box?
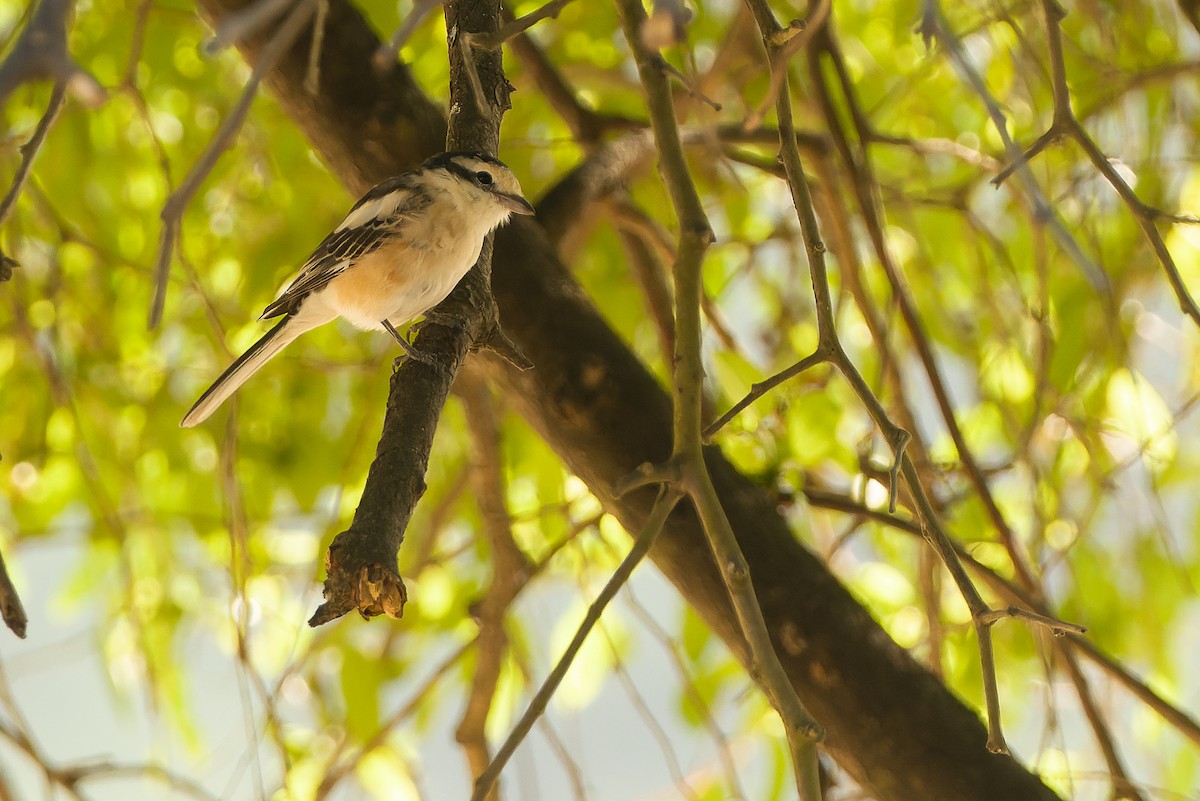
[383,318,448,370]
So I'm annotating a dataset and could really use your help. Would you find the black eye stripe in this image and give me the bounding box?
[441,160,496,187]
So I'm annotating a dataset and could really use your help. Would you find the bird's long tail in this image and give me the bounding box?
[181,316,311,428]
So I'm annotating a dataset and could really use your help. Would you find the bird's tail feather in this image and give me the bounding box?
[181,316,306,428]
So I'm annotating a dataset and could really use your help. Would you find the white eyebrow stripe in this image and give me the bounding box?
[335,191,407,232]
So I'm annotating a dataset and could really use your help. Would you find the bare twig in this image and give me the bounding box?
[729,4,912,517]
[811,28,1038,583]
[976,606,1086,636]
[743,0,830,129]
[805,478,1195,781]
[919,0,1109,295]
[150,0,318,329]
[985,3,1200,328]
[469,489,682,801]
[316,642,474,799]
[203,0,293,54]
[620,582,747,799]
[469,0,576,49]
[1055,648,1149,801]
[704,350,827,439]
[656,57,722,111]
[304,0,329,94]
[0,81,67,260]
[372,0,445,69]
[1039,0,1200,326]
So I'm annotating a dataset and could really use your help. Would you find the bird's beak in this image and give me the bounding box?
[499,192,536,216]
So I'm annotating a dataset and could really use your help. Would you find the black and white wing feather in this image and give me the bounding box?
[259,174,432,320]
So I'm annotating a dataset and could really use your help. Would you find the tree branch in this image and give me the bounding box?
[152,0,318,328]
[616,0,823,796]
[454,370,531,800]
[310,0,525,625]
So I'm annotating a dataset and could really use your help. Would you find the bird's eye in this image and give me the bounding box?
[475,171,494,186]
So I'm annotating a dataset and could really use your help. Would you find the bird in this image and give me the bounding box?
[180,151,534,428]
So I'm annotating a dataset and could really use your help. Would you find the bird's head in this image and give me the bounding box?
[425,151,535,219]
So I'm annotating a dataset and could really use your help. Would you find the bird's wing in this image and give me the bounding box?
[259,175,431,320]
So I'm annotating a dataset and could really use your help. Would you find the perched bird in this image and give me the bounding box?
[181,151,534,428]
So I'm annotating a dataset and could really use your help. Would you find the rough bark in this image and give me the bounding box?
[194,1,1064,798]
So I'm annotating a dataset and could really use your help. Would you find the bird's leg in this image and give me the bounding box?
[382,319,441,368]
[382,319,416,354]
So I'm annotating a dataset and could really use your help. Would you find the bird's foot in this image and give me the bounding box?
[383,319,447,370]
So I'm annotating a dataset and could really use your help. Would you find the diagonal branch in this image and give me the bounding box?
[469,489,682,801]
[470,0,575,49]
[0,81,67,275]
[151,0,318,328]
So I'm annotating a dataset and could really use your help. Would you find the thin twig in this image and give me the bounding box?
[316,642,474,799]
[612,458,683,497]
[733,3,912,515]
[372,0,445,70]
[620,581,747,799]
[304,0,328,94]
[203,0,293,53]
[0,82,68,230]
[743,0,830,130]
[656,57,722,111]
[704,350,827,439]
[806,483,1200,762]
[0,80,67,271]
[990,128,1061,187]
[976,605,1086,636]
[920,0,1110,295]
[812,28,1038,584]
[469,489,682,801]
[457,32,491,119]
[150,0,317,329]
[988,0,1200,326]
[454,371,530,800]
[469,0,576,49]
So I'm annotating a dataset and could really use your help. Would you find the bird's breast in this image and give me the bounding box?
[324,226,484,330]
